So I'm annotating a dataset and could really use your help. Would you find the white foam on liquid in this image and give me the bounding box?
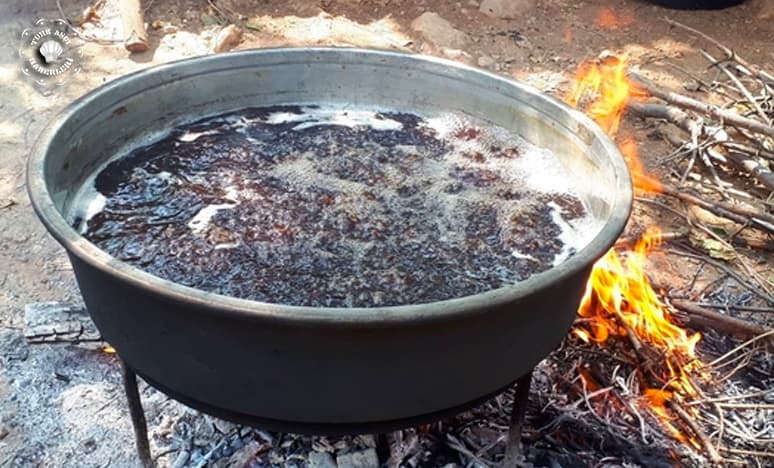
[186,185,239,235]
[511,250,539,262]
[266,107,403,131]
[422,111,600,270]
[178,129,220,142]
[547,201,599,266]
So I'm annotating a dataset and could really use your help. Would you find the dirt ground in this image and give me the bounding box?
[0,0,772,467]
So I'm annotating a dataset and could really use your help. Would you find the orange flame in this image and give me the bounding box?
[577,225,702,442]
[596,8,634,30]
[567,55,703,445]
[577,227,701,367]
[567,55,660,193]
[567,55,641,137]
[643,389,689,444]
[619,138,663,193]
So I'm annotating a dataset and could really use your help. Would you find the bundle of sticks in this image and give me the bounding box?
[625,19,774,239]
[619,19,774,347]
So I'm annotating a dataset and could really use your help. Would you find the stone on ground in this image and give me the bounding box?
[411,12,467,49]
[479,0,537,19]
[477,54,496,68]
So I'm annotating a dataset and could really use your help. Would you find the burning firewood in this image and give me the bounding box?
[565,38,774,466]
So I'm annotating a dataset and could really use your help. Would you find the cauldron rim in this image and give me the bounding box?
[27,47,632,327]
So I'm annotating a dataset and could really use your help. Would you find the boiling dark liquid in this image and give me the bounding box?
[77,105,594,307]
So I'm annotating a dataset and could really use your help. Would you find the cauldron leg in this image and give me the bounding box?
[502,369,533,467]
[121,359,154,467]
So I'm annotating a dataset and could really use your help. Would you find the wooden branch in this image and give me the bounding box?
[658,183,774,234]
[722,148,774,191]
[628,101,701,133]
[629,73,774,140]
[670,298,773,342]
[612,308,652,369]
[719,447,774,458]
[120,0,148,53]
[693,302,774,314]
[667,400,723,464]
[720,141,774,163]
[616,230,688,248]
[502,371,533,468]
[617,226,774,252]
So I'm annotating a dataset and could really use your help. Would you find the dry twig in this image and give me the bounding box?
[707,329,774,368]
[670,299,773,342]
[659,183,774,234]
[665,249,774,304]
[629,73,774,140]
[686,389,773,406]
[668,399,723,464]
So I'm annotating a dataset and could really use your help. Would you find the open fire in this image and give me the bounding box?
[567,54,705,447]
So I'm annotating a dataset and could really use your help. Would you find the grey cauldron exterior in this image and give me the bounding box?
[28,48,632,432]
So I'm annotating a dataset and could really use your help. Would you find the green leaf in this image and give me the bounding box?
[688,230,735,261]
[710,226,727,236]
[201,12,224,26]
[244,22,262,32]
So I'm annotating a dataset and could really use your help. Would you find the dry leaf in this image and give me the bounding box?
[688,205,737,233]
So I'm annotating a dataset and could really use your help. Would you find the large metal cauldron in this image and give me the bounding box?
[28,48,632,433]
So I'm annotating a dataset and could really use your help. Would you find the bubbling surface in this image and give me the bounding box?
[73,105,601,307]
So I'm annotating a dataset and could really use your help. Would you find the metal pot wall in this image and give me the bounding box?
[27,48,632,433]
[647,0,745,9]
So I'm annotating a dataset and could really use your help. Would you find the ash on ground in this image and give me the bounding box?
[76,105,599,308]
[0,320,688,468]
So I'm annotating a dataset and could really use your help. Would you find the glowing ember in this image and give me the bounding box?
[567,54,703,445]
